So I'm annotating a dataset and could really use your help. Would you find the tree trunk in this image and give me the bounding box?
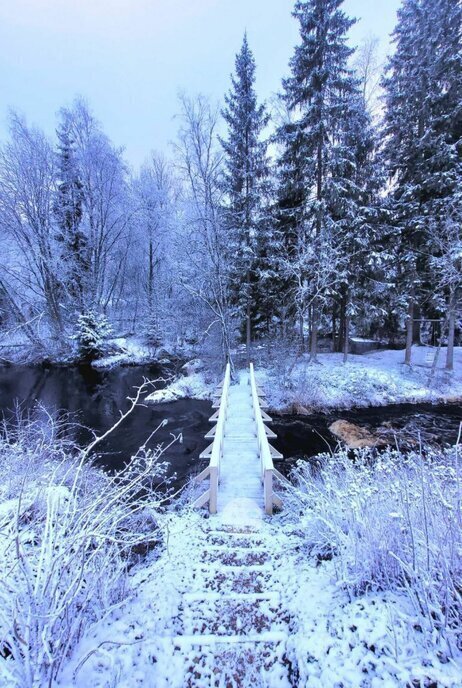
[446,291,456,371]
[148,239,154,312]
[310,300,318,361]
[332,305,337,353]
[343,289,350,363]
[413,302,422,344]
[298,313,304,352]
[338,292,346,354]
[404,286,415,365]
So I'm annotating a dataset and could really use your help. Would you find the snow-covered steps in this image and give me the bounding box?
[182,591,281,603]
[168,631,288,648]
[204,532,266,548]
[195,565,275,594]
[180,596,285,636]
[199,546,272,567]
[63,510,298,688]
[158,636,291,688]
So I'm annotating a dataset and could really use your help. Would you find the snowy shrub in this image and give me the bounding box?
[71,309,113,361]
[0,411,167,688]
[142,311,163,347]
[288,445,462,652]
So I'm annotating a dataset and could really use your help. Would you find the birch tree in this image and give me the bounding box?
[174,94,233,362]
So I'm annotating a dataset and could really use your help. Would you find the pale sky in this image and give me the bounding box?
[0,0,401,170]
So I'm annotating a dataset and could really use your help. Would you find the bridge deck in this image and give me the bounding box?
[218,370,263,522]
[195,362,283,518]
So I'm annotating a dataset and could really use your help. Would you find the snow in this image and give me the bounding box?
[146,346,462,411]
[60,506,462,687]
[2,363,461,686]
[57,368,462,686]
[146,371,213,403]
[93,337,161,368]
[218,369,264,516]
[257,346,462,412]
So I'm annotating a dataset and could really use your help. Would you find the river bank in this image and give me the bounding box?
[256,346,462,414]
[0,334,187,370]
[147,346,462,414]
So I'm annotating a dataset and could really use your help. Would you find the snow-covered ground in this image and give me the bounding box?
[146,371,212,403]
[93,337,168,368]
[146,361,215,403]
[60,507,462,687]
[0,332,180,368]
[144,346,462,412]
[257,346,462,412]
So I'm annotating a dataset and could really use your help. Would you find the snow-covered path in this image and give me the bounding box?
[151,516,292,686]
[64,511,462,688]
[65,511,295,687]
[60,370,462,687]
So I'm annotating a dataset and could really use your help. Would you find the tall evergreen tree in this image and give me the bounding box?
[382,0,462,368]
[54,114,88,311]
[274,108,310,344]
[278,0,359,359]
[221,34,269,360]
[424,0,462,369]
[329,89,382,360]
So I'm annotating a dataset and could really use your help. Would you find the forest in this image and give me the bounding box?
[0,0,460,371]
[0,0,462,687]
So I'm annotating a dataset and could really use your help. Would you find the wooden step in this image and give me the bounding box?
[168,638,289,687]
[205,532,266,548]
[169,631,287,648]
[200,548,272,566]
[183,591,280,603]
[181,597,284,636]
[190,567,274,594]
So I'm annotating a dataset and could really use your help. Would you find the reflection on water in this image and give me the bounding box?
[0,364,212,488]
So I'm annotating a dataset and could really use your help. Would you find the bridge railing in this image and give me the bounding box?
[249,362,283,515]
[192,361,231,514]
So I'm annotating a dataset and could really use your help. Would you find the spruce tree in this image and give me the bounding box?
[274,113,310,346]
[382,0,462,367]
[329,89,381,360]
[221,34,269,360]
[278,0,358,359]
[424,0,462,369]
[54,115,88,312]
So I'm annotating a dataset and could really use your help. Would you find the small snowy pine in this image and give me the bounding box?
[71,309,113,361]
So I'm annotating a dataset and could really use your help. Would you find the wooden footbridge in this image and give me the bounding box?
[193,363,287,516]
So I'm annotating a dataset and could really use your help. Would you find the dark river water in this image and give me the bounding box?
[271,402,462,474]
[0,364,461,488]
[0,364,212,490]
